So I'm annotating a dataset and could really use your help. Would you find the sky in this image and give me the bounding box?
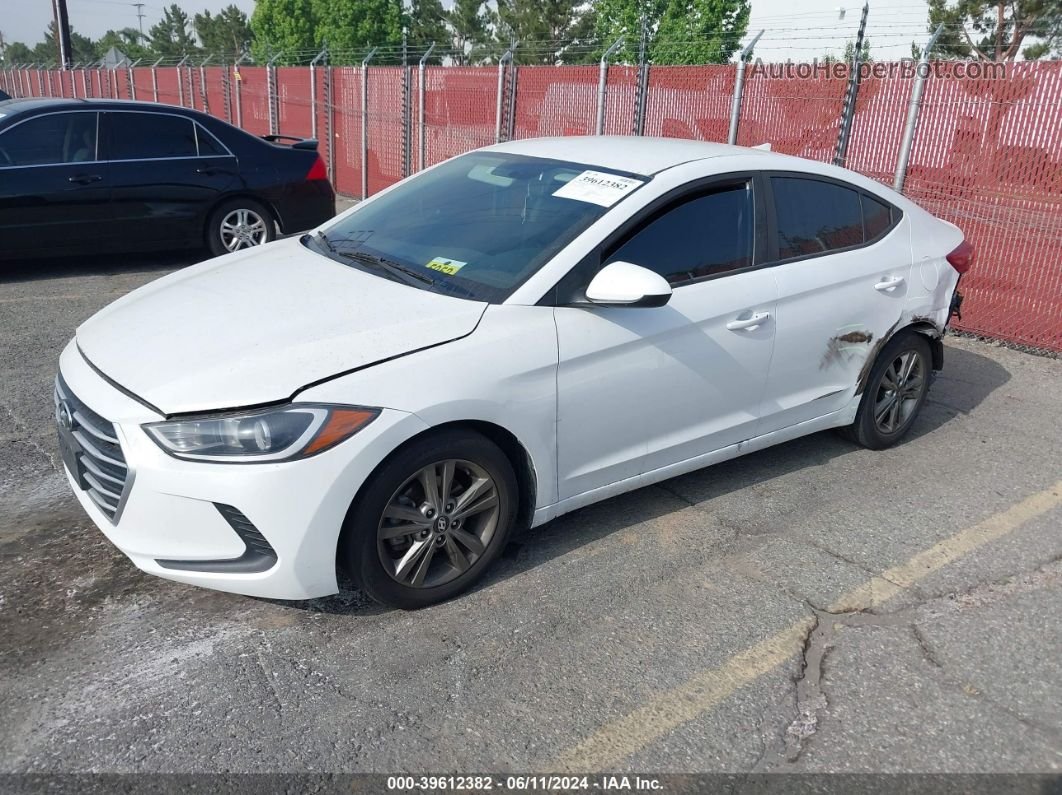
[2,0,932,61]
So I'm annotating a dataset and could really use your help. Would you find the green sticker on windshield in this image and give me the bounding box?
[426,257,467,276]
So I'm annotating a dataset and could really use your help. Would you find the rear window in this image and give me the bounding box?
[772,177,864,259]
[108,112,197,160]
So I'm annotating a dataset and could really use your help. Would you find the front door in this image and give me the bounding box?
[554,178,778,500]
[0,110,112,255]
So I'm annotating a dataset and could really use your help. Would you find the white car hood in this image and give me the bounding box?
[76,237,488,415]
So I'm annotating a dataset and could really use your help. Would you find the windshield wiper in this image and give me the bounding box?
[344,250,435,288]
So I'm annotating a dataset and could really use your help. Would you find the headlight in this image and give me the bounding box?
[143,404,378,463]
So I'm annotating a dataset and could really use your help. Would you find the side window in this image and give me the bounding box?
[862,193,893,241]
[0,113,97,166]
[109,113,198,160]
[195,124,228,157]
[772,177,863,259]
[606,182,754,286]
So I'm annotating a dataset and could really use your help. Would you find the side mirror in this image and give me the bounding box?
[585,261,673,308]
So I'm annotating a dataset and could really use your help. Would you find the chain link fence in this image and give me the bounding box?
[2,60,1060,353]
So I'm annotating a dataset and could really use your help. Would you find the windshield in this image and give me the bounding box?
[309,152,646,303]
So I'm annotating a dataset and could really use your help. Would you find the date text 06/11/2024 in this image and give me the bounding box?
[386,775,664,791]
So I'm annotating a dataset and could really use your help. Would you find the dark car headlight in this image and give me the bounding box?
[144,404,378,463]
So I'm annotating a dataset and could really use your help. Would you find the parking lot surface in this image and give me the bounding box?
[1,239,1060,775]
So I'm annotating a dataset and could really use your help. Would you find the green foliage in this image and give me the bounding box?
[313,0,403,61]
[593,0,748,65]
[4,41,34,65]
[95,28,152,63]
[406,0,449,59]
[149,4,198,57]
[494,0,590,63]
[927,0,1062,60]
[448,0,491,63]
[195,5,254,59]
[250,0,317,63]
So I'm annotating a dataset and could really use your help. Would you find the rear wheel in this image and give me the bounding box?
[341,429,518,609]
[844,331,932,449]
[207,198,275,256]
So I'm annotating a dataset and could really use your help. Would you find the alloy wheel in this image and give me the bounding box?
[874,349,926,435]
[377,459,500,589]
[219,208,268,251]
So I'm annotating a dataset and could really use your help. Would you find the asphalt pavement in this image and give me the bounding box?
[0,227,1059,778]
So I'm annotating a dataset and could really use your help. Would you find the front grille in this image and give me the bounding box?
[55,374,132,522]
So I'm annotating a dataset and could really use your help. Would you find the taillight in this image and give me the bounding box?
[305,156,328,182]
[946,239,974,274]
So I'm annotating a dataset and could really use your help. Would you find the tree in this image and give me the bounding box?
[593,0,748,65]
[926,0,1062,61]
[149,4,198,57]
[4,41,34,65]
[448,0,490,63]
[250,0,317,62]
[95,28,152,62]
[195,5,254,59]
[312,0,403,62]
[406,0,449,59]
[494,0,591,63]
[651,0,750,64]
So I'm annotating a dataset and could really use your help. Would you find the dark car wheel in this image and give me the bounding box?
[844,330,932,450]
[341,429,518,609]
[207,198,276,256]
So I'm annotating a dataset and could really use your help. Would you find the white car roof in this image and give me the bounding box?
[485,136,775,176]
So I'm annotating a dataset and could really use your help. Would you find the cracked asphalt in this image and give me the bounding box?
[1,231,1060,775]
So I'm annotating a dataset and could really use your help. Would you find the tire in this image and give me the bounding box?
[843,330,932,450]
[340,429,518,609]
[207,198,276,257]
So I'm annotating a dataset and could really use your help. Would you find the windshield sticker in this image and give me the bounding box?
[552,170,644,207]
[426,257,467,276]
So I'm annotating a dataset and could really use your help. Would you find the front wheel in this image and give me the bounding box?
[844,330,932,450]
[207,198,276,256]
[341,429,518,609]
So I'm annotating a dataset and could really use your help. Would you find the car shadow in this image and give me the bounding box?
[0,248,207,283]
[293,341,1011,616]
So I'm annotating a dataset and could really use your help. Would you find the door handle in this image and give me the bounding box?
[68,174,102,185]
[196,166,228,175]
[874,276,905,292]
[726,311,770,331]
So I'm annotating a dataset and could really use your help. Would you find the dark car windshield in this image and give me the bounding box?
[308,152,646,303]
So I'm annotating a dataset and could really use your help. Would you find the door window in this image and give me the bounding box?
[606,182,754,286]
[195,124,229,157]
[771,177,864,259]
[0,113,97,166]
[108,113,198,160]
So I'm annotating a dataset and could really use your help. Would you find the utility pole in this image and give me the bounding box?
[52,0,73,69]
[132,3,146,46]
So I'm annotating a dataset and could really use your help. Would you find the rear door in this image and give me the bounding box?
[0,110,111,255]
[102,110,237,248]
[758,174,910,433]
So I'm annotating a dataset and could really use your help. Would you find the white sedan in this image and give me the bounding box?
[55,137,971,608]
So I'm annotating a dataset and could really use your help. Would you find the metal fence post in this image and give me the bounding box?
[127,58,141,100]
[418,43,436,171]
[151,56,163,102]
[361,47,378,200]
[633,18,649,135]
[234,53,252,129]
[833,1,869,167]
[267,52,282,135]
[728,30,764,145]
[495,48,513,144]
[221,60,231,122]
[893,24,945,193]
[176,55,189,106]
[595,37,624,135]
[199,54,212,115]
[310,48,328,142]
[401,30,410,179]
[324,62,334,183]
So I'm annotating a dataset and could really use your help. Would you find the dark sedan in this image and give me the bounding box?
[0,98,335,259]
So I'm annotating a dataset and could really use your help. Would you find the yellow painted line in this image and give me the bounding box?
[552,479,1062,771]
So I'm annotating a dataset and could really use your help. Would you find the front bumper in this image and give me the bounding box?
[57,341,428,600]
